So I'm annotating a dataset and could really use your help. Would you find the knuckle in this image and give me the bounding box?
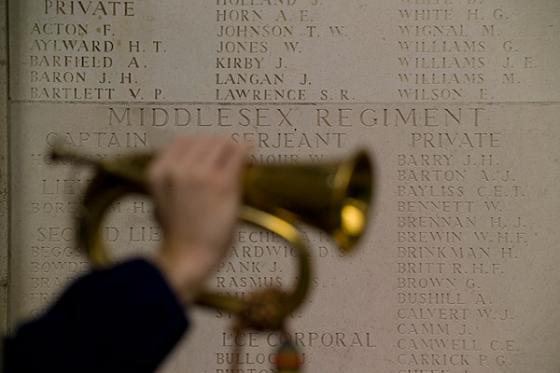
[168,166,187,183]
[189,168,208,184]
[215,174,234,192]
[207,173,223,187]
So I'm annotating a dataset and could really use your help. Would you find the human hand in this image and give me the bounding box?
[148,136,248,304]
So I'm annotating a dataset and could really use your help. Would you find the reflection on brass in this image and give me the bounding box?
[50,145,374,371]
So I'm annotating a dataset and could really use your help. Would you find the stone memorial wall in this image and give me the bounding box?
[5,0,560,372]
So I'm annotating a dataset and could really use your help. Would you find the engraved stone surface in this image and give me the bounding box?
[0,0,9,334]
[6,1,560,372]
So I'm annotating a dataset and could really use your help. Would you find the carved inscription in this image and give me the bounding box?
[7,0,560,372]
[395,105,529,372]
[395,1,543,101]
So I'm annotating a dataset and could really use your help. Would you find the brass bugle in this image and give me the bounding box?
[50,146,374,331]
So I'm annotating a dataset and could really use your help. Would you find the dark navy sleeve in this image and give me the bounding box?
[4,259,189,373]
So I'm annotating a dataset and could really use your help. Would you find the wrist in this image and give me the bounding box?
[154,244,220,305]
